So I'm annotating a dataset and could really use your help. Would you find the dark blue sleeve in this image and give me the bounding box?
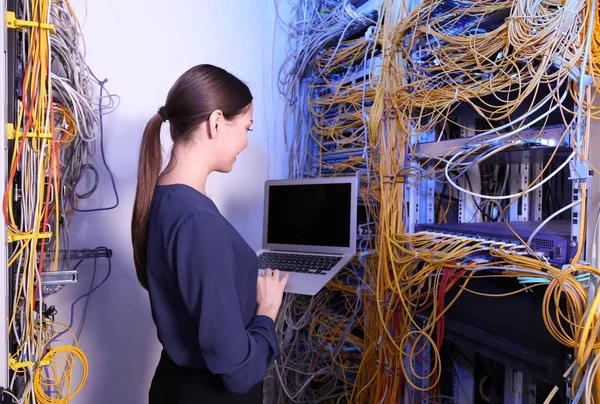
[174,212,279,394]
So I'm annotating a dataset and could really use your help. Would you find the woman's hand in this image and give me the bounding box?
[256,269,289,321]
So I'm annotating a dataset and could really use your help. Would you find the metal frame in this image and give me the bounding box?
[0,1,10,387]
[415,125,567,159]
[407,130,435,231]
[509,162,530,222]
[458,119,479,223]
[452,350,475,403]
[419,131,435,226]
[406,159,420,233]
[503,367,524,404]
[532,162,544,222]
[503,367,537,404]
[403,325,431,404]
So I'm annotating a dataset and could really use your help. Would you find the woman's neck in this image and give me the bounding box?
[158,148,212,195]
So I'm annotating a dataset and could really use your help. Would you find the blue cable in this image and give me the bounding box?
[69,69,119,212]
[572,370,586,403]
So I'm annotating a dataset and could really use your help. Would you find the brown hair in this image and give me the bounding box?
[131,64,253,289]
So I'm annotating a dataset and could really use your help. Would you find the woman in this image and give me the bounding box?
[131,64,288,403]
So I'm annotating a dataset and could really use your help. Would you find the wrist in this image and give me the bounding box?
[256,304,279,321]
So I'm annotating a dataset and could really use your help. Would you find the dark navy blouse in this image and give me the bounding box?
[146,184,278,393]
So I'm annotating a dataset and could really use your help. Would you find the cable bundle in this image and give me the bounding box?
[278,0,378,177]
[269,1,383,402]
[4,1,117,402]
[390,0,588,136]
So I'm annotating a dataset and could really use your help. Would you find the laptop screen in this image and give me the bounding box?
[266,182,352,248]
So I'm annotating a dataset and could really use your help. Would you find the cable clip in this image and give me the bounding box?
[6,124,53,141]
[6,12,55,34]
[7,231,53,244]
[375,360,402,376]
[9,356,51,370]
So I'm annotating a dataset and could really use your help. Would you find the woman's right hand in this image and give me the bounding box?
[256,269,289,321]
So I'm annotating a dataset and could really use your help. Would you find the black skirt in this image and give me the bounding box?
[149,350,264,404]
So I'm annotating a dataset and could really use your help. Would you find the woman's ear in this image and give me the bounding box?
[208,110,223,139]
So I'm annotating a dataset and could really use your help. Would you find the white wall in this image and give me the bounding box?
[47,1,290,403]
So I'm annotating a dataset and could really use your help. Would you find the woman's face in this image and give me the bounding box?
[212,103,254,173]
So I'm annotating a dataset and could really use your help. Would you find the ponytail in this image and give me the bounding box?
[132,113,163,290]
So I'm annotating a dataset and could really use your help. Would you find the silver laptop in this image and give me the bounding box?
[256,176,358,296]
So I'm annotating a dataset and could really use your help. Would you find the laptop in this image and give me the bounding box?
[256,176,358,296]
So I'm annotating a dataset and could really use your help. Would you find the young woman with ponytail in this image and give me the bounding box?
[131,64,288,403]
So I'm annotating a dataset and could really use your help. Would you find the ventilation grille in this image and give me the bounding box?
[533,239,554,249]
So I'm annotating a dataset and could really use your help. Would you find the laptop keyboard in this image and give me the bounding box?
[258,252,342,275]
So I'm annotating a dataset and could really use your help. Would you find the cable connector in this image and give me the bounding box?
[364,25,377,43]
[568,157,590,182]
[550,56,592,87]
[5,11,55,34]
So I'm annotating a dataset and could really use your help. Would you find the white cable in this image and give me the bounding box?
[527,199,582,245]
[467,87,570,146]
[445,149,575,200]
